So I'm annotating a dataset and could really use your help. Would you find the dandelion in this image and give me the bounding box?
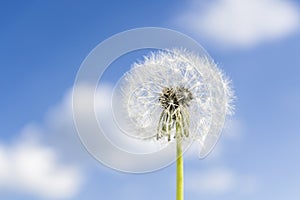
[117,48,234,200]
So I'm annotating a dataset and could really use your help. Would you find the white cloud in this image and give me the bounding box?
[175,0,300,48]
[184,118,244,161]
[186,168,236,194]
[46,84,165,157]
[0,126,82,199]
[186,167,259,196]
[0,82,249,197]
[223,118,243,140]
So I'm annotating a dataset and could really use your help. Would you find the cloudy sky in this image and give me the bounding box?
[1,0,300,199]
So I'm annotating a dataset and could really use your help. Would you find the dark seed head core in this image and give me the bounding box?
[159,86,193,112]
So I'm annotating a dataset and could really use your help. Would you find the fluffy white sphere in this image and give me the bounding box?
[113,49,234,157]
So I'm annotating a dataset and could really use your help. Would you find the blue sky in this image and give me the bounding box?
[1,0,300,200]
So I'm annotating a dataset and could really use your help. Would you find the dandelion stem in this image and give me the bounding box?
[176,120,184,200]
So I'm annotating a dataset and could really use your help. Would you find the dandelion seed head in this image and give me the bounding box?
[114,48,234,157]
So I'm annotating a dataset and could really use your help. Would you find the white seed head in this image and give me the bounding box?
[113,48,234,157]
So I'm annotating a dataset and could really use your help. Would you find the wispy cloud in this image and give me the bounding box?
[0,82,173,199]
[187,168,236,194]
[0,83,251,198]
[185,118,244,161]
[186,167,259,196]
[47,83,171,172]
[175,0,300,48]
[0,125,83,199]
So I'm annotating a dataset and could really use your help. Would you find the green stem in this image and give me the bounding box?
[176,121,184,200]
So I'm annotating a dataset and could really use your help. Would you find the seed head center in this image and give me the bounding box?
[159,86,193,111]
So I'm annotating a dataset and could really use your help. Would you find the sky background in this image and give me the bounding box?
[1,0,300,199]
